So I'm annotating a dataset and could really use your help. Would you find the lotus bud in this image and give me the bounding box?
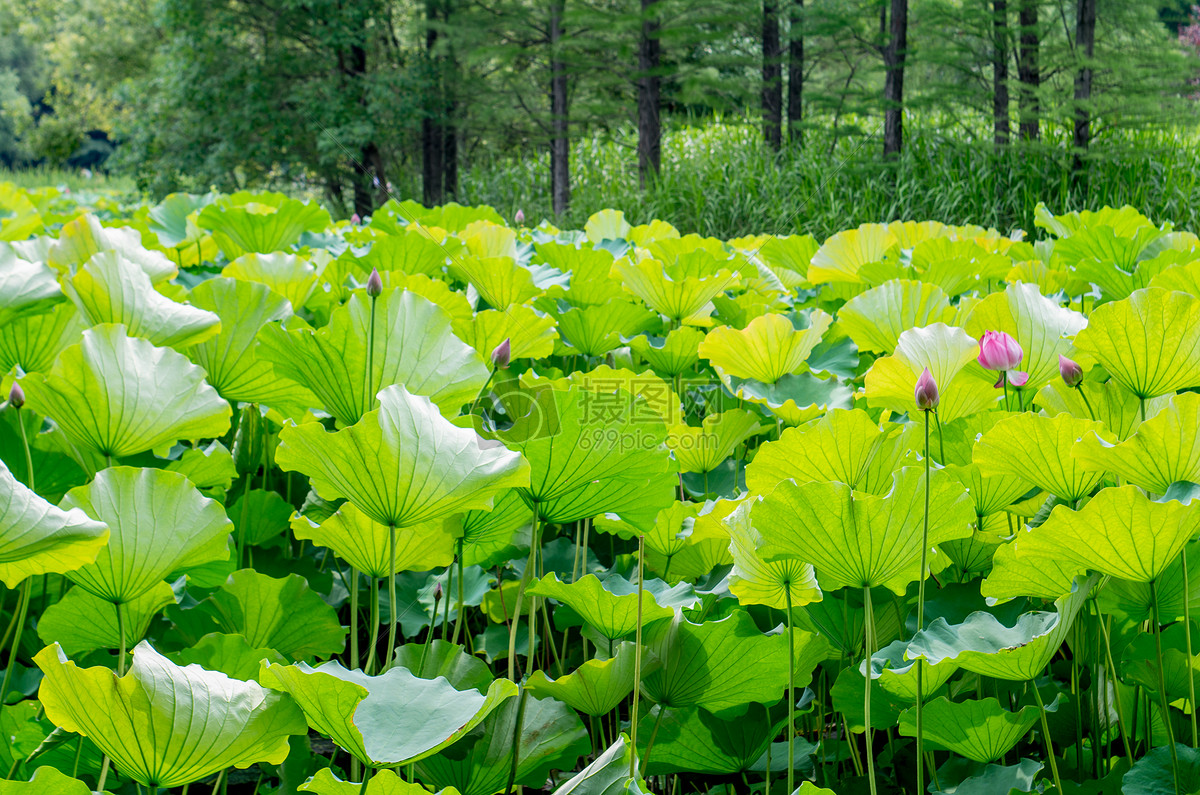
[914,368,939,411]
[491,338,511,370]
[514,209,525,225]
[434,582,443,601]
[1059,354,1084,387]
[366,268,383,298]
[1008,371,1029,388]
[350,212,361,225]
[977,330,1023,371]
[8,383,23,410]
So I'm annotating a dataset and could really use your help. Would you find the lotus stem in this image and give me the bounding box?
[631,533,646,780]
[419,587,440,674]
[504,687,530,795]
[1072,624,1083,781]
[0,579,30,705]
[452,537,466,646]
[1077,385,1097,420]
[15,409,32,494]
[1002,371,1010,411]
[366,575,380,674]
[862,585,877,795]
[1098,607,1134,760]
[1031,674,1063,794]
[785,586,796,795]
[507,509,541,681]
[116,601,127,676]
[364,291,379,418]
[469,369,498,417]
[237,471,252,570]
[642,706,667,772]
[349,568,360,670]
[96,757,111,792]
[1150,579,1182,794]
[1184,547,1198,748]
[915,408,934,795]
[385,523,398,671]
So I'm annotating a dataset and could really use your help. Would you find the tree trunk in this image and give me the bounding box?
[1017,0,1039,141]
[442,0,458,201]
[550,0,570,215]
[1072,0,1095,182]
[993,0,1009,146]
[422,0,444,207]
[787,0,803,146]
[762,0,782,151]
[882,0,907,157]
[348,39,386,217]
[637,0,661,188]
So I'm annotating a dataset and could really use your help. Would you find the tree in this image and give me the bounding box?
[549,0,570,215]
[1017,0,1039,141]
[762,0,782,150]
[787,0,803,146]
[882,0,907,157]
[993,0,1010,146]
[1072,0,1096,183]
[637,0,661,187]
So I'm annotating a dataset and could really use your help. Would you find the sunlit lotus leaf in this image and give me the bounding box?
[460,490,533,568]
[48,214,176,283]
[260,659,516,768]
[1051,221,1167,301]
[836,280,955,355]
[864,323,998,423]
[908,574,1098,680]
[542,472,677,536]
[1072,391,1200,493]
[724,371,853,426]
[724,499,821,610]
[278,386,528,528]
[0,255,62,325]
[626,328,705,377]
[972,413,1111,502]
[648,535,733,581]
[612,255,739,323]
[1038,378,1169,440]
[545,364,682,425]
[1034,203,1157,239]
[981,531,1085,601]
[0,184,43,242]
[146,192,215,249]
[898,697,1045,763]
[62,467,231,603]
[585,210,632,244]
[910,238,1012,296]
[170,633,287,683]
[372,199,503,234]
[0,765,93,793]
[37,641,307,788]
[526,643,641,716]
[753,468,973,594]
[460,220,518,260]
[290,502,456,577]
[165,440,237,494]
[866,639,958,700]
[529,573,697,641]
[197,192,331,258]
[300,767,461,795]
[187,278,319,412]
[938,412,1035,516]
[38,580,175,656]
[260,289,489,423]
[961,282,1087,389]
[228,489,288,546]
[746,408,911,496]
[699,311,831,384]
[0,303,84,376]
[536,243,624,307]
[1073,287,1200,398]
[451,255,539,308]
[1149,259,1200,295]
[223,251,327,310]
[554,300,657,357]
[550,735,648,795]
[455,305,558,362]
[667,410,762,474]
[0,460,108,588]
[808,223,896,285]
[19,325,232,458]
[359,230,448,278]
[753,234,819,288]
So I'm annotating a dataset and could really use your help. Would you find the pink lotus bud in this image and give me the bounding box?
[491,338,511,370]
[1059,355,1084,387]
[434,582,443,600]
[350,213,361,225]
[8,383,23,410]
[914,368,939,411]
[366,268,383,298]
[1008,371,1029,388]
[514,209,525,225]
[977,330,1024,371]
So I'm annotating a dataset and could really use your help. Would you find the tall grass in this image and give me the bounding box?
[0,166,135,193]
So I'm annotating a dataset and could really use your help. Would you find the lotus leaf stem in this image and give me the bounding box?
[1184,546,1198,748]
[385,523,398,670]
[630,533,646,780]
[452,537,466,646]
[785,585,796,795]
[507,510,541,681]
[1031,675,1063,793]
[1150,579,1182,794]
[0,579,30,706]
[862,585,877,795]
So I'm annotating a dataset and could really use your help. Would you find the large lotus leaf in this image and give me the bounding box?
[548,472,678,538]
[392,640,493,693]
[0,766,93,794]
[300,767,459,794]
[187,277,318,411]
[972,413,1111,502]
[48,214,176,283]
[19,325,232,458]
[259,659,517,768]
[359,230,448,278]
[0,185,42,242]
[837,280,955,354]
[277,385,529,528]
[197,193,331,257]
[227,488,292,546]
[753,467,974,594]
[38,580,175,656]
[536,242,623,307]
[908,574,1098,680]
[416,692,589,795]
[898,697,1043,763]
[260,288,489,424]
[724,500,821,610]
[223,251,326,310]
[981,532,1087,601]
[460,490,533,568]
[640,610,793,715]
[724,371,854,426]
[962,282,1087,389]
[934,760,1044,795]
[1120,620,1200,704]
[698,311,831,384]
[1073,391,1200,493]
[0,303,84,376]
[938,412,1034,515]
[864,323,999,423]
[455,305,558,362]
[61,467,231,604]
[555,300,657,357]
[291,502,456,578]
[746,408,911,496]
[36,641,307,788]
[529,573,698,641]
[612,256,739,322]
[551,735,648,795]
[1150,259,1200,295]
[64,251,221,348]
[451,255,540,308]
[626,328,704,376]
[1054,225,1167,301]
[867,638,958,700]
[1011,485,1200,582]
[1073,287,1200,398]
[166,440,237,493]
[549,365,682,426]
[1123,745,1200,795]
[667,410,762,475]
[0,255,62,325]
[635,703,785,776]
[750,234,818,287]
[147,192,214,249]
[0,461,107,587]
[911,237,1013,296]
[808,223,896,285]
[593,499,700,558]
[1038,378,1169,441]
[526,642,641,716]
[172,633,287,682]
[646,536,732,582]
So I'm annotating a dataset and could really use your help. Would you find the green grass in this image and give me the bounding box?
[0,166,136,194]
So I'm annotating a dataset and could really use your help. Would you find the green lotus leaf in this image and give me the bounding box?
[864,323,998,423]
[172,633,287,682]
[277,385,528,528]
[938,412,1035,516]
[291,502,456,578]
[451,255,540,308]
[529,573,697,641]
[724,371,853,426]
[898,696,1046,763]
[0,461,108,588]
[0,766,92,794]
[753,467,974,594]
[64,251,221,348]
[187,277,319,412]
[585,210,632,244]
[1073,391,1200,493]
[62,466,231,604]
[981,531,1086,601]
[526,642,642,716]
[37,579,175,656]
[460,490,533,568]
[808,223,896,285]
[545,472,677,536]
[164,440,237,494]
[626,328,705,376]
[751,234,818,288]
[260,288,489,424]
[456,305,558,362]
[640,609,792,715]
[359,230,449,278]
[962,281,1087,389]
[1053,222,1168,301]
[372,199,502,234]
[794,785,837,795]
[1038,378,1169,441]
[635,703,786,776]
[612,255,739,323]
[1149,259,1200,295]
[197,192,331,258]
[259,659,517,768]
[972,413,1112,502]
[667,410,762,475]
[0,303,84,376]
[147,192,214,249]
[699,311,832,384]
[867,639,958,700]
[593,499,705,558]
[935,759,1044,795]
[416,691,589,795]
[0,255,62,325]
[724,499,821,610]
[48,214,176,283]
[184,569,346,660]
[37,641,307,788]
[746,408,911,496]
[1123,745,1200,795]
[908,574,1098,680]
[1120,620,1200,705]
[837,279,955,355]
[555,300,657,357]
[551,735,648,795]
[1073,287,1200,398]
[0,184,43,242]
[19,324,232,458]
[300,767,458,794]
[223,251,327,310]
[391,640,492,692]
[1035,203,1157,238]
[536,242,624,307]
[910,237,1012,296]
[228,488,293,546]
[831,665,912,731]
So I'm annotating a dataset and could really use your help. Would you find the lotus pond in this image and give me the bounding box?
[3,186,1200,795]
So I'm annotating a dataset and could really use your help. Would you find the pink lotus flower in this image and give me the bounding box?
[491,338,512,369]
[914,368,939,411]
[366,268,383,298]
[514,209,525,225]
[350,213,361,225]
[977,331,1023,372]
[1059,355,1084,387]
[8,383,23,410]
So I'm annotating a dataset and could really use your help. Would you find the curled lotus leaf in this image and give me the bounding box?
[1072,391,1200,493]
[698,311,832,384]
[972,412,1112,503]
